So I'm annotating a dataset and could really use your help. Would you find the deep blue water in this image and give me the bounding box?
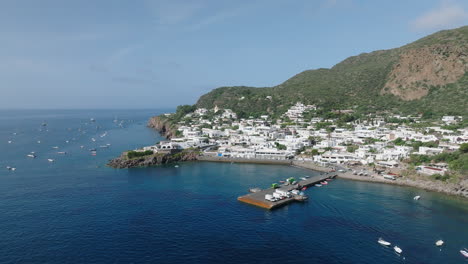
[0,109,467,264]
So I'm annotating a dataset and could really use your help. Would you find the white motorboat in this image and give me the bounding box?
[8,140,12,144]
[394,246,402,254]
[413,195,421,200]
[435,240,444,246]
[37,140,41,144]
[91,138,96,142]
[174,165,179,168]
[52,146,59,149]
[315,184,322,187]
[57,152,67,155]
[460,249,468,258]
[378,238,391,246]
[48,159,55,162]
[11,167,16,171]
[27,154,36,158]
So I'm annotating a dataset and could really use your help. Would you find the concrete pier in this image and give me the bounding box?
[238,172,337,210]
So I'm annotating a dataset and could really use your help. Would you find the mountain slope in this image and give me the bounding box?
[196,26,468,117]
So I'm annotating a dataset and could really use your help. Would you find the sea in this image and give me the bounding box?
[0,109,467,264]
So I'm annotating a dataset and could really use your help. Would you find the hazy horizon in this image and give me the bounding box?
[1,0,467,109]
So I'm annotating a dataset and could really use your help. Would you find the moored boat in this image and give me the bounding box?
[460,249,468,258]
[378,238,391,246]
[27,154,36,158]
[315,184,322,187]
[394,246,402,254]
[435,240,444,246]
[414,195,421,200]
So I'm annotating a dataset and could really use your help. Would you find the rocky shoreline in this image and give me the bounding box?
[337,172,468,199]
[107,150,199,169]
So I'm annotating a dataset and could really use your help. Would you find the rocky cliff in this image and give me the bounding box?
[147,116,177,139]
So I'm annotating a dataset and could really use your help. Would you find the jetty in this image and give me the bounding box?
[238,172,337,210]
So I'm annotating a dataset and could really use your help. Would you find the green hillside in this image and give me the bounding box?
[195,26,468,118]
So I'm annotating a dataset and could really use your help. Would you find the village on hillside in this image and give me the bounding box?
[138,103,467,181]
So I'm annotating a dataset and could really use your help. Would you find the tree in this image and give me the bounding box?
[347,145,358,153]
[275,142,287,150]
[393,137,405,146]
[460,143,468,154]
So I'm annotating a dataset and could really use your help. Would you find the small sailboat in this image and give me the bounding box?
[378,238,391,246]
[414,195,421,200]
[435,240,444,246]
[394,246,402,254]
[460,249,468,258]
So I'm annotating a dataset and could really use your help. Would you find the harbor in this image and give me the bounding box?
[238,172,337,210]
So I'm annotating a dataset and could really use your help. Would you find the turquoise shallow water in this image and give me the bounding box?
[0,109,467,264]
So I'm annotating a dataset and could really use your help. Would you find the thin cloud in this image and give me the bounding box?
[411,2,468,31]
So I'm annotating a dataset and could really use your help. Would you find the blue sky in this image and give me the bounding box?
[1,0,467,109]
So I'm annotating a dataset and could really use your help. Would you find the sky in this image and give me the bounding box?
[0,0,467,109]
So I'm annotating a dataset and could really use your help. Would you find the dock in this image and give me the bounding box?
[238,172,337,210]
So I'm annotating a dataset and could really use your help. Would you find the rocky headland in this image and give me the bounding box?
[107,150,199,169]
